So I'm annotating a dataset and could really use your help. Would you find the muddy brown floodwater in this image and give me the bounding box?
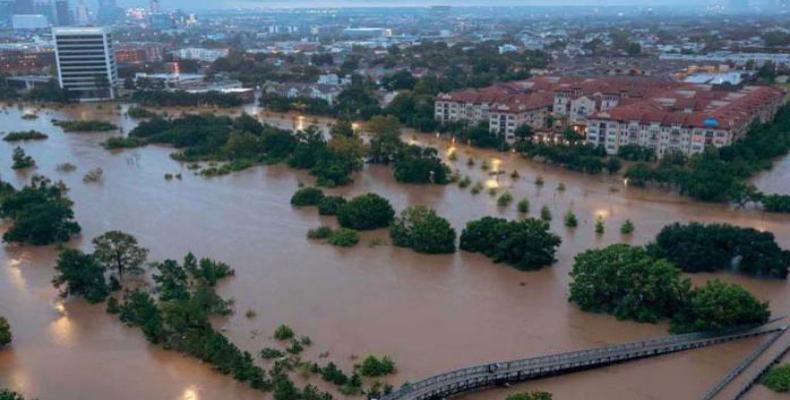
[0,103,787,400]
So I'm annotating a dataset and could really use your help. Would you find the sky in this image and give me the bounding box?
[115,0,700,10]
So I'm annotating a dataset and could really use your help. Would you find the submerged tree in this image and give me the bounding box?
[92,231,149,280]
[460,217,561,271]
[671,279,770,333]
[11,147,35,170]
[0,316,11,346]
[390,206,456,254]
[337,193,395,230]
[0,175,81,245]
[569,244,689,323]
[52,248,108,304]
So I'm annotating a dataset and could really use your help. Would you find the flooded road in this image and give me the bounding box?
[0,103,788,400]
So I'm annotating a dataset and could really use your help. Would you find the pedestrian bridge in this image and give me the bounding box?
[381,323,786,400]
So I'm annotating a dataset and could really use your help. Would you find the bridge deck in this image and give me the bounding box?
[708,329,789,400]
[381,324,786,400]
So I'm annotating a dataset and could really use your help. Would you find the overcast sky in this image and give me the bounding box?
[114,0,700,10]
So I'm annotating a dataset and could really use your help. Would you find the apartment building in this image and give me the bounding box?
[436,76,786,156]
[488,92,554,141]
[53,26,118,100]
[174,47,229,63]
[586,85,786,158]
[434,82,526,126]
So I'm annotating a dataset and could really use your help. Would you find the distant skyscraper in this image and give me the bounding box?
[53,0,69,26]
[53,26,118,100]
[150,0,160,13]
[74,0,87,24]
[149,12,172,29]
[31,0,55,23]
[97,0,120,24]
[0,0,14,24]
[14,0,35,14]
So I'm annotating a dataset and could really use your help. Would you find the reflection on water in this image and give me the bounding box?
[181,386,199,400]
[0,103,787,400]
[49,315,73,348]
[594,208,611,220]
[485,178,500,189]
[5,258,26,291]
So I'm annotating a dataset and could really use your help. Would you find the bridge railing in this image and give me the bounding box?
[384,323,779,399]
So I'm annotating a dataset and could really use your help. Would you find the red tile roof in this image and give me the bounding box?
[438,76,786,131]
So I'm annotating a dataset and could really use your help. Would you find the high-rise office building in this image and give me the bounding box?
[33,0,53,20]
[14,0,34,14]
[97,0,120,24]
[149,0,160,13]
[53,0,69,26]
[149,12,173,29]
[0,0,14,24]
[53,26,118,100]
[73,0,87,24]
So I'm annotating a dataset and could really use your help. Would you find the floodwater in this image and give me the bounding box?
[0,103,787,400]
[755,152,790,196]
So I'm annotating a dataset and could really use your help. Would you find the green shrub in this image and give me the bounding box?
[11,147,35,169]
[540,206,552,221]
[286,339,304,354]
[0,389,29,400]
[762,364,790,392]
[517,198,530,214]
[0,316,11,346]
[307,226,333,240]
[564,210,578,228]
[274,324,295,340]
[390,206,456,254]
[506,391,553,400]
[260,347,285,360]
[358,355,396,377]
[497,192,513,207]
[127,106,157,119]
[3,130,48,142]
[103,136,146,149]
[620,219,635,235]
[595,217,605,234]
[337,193,394,230]
[317,196,346,216]
[290,187,325,207]
[321,362,349,385]
[328,228,360,247]
[53,119,117,132]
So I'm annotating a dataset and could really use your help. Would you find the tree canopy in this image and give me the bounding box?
[390,206,456,254]
[650,222,789,279]
[569,244,772,332]
[52,248,109,304]
[0,316,11,347]
[0,176,81,245]
[92,231,150,280]
[569,244,689,323]
[460,217,561,271]
[670,279,770,333]
[337,193,395,230]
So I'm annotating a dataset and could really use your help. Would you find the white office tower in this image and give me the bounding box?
[74,0,89,25]
[53,26,118,100]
